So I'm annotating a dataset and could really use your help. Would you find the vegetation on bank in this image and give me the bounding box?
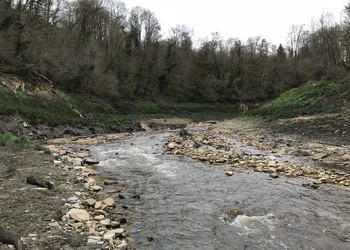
[0,85,239,130]
[248,80,350,120]
[0,131,43,150]
[1,77,349,131]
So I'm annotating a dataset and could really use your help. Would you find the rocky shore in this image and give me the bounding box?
[45,144,131,249]
[164,119,350,188]
[1,117,350,249]
[0,135,133,249]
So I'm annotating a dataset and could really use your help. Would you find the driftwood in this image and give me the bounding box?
[26,175,53,189]
[0,227,25,250]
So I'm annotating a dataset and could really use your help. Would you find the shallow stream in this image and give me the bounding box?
[89,131,350,250]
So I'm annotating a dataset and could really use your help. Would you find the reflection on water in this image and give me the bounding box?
[89,131,350,250]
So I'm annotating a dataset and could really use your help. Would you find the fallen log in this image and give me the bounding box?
[0,227,25,250]
[26,175,53,189]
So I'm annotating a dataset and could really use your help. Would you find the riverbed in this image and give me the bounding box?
[89,131,350,250]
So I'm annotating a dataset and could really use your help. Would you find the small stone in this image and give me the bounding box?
[77,152,89,158]
[269,173,279,178]
[117,240,128,248]
[73,222,84,229]
[112,239,123,245]
[95,201,103,209]
[225,170,234,176]
[70,203,80,209]
[86,178,96,186]
[268,161,277,167]
[82,198,97,206]
[90,185,103,191]
[100,219,111,226]
[94,210,108,216]
[87,239,98,245]
[67,208,90,222]
[312,153,328,161]
[83,158,100,165]
[319,177,328,183]
[102,197,115,207]
[104,179,118,185]
[70,158,83,166]
[167,142,178,149]
[103,228,125,240]
[94,215,105,220]
[67,196,80,204]
[314,179,322,185]
[53,160,62,165]
[342,154,350,162]
[87,236,102,245]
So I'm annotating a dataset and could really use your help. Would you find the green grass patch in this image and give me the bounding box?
[0,131,43,150]
[134,101,164,114]
[248,80,350,120]
[0,86,240,130]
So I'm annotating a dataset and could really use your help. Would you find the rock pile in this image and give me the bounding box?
[164,129,350,187]
[46,144,130,249]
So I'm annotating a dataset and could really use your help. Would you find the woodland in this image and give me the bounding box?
[1,0,350,103]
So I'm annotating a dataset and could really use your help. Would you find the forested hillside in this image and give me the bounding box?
[1,0,350,103]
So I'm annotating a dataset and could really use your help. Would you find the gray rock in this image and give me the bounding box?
[269,173,279,178]
[67,196,80,204]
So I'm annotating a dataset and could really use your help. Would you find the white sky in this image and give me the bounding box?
[122,0,349,46]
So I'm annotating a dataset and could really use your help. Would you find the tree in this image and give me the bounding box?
[287,24,307,61]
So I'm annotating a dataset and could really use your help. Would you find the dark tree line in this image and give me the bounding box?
[1,0,350,103]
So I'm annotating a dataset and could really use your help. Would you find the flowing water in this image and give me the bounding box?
[89,131,350,250]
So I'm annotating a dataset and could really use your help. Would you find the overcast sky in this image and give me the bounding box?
[122,0,349,46]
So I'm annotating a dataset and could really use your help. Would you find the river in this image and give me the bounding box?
[89,130,350,250]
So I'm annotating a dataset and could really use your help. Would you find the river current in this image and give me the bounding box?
[89,131,350,250]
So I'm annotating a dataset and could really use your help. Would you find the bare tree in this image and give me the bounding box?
[287,24,307,61]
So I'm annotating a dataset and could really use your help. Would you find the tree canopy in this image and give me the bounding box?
[1,0,350,103]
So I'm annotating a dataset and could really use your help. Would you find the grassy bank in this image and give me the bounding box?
[0,86,239,131]
[249,80,350,120]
